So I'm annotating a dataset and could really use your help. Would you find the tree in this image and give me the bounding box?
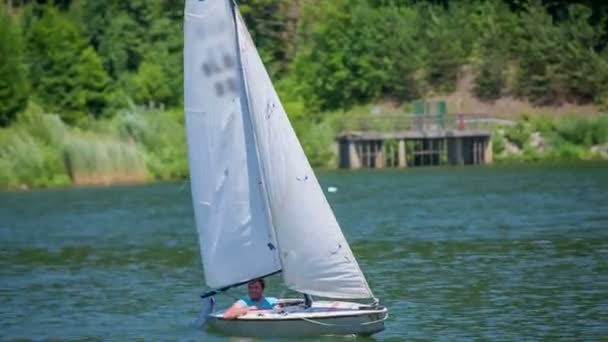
[472,2,516,101]
[144,16,183,106]
[27,6,113,122]
[238,0,295,76]
[80,0,114,49]
[556,4,608,103]
[117,0,157,69]
[71,47,111,118]
[419,4,467,93]
[97,14,140,77]
[131,61,172,107]
[380,5,424,101]
[513,3,563,104]
[26,6,87,122]
[0,8,29,126]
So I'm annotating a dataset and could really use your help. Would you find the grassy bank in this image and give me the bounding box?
[493,114,608,162]
[1,102,607,190]
[0,103,186,189]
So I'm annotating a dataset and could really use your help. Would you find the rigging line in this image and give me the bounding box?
[177,179,190,192]
[298,312,389,327]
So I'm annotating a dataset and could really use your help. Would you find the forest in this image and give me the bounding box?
[1,0,607,187]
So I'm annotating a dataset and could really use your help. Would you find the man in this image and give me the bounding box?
[222,278,279,319]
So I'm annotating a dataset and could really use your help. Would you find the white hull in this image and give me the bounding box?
[206,300,388,338]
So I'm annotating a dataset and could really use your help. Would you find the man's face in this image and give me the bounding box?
[248,281,263,301]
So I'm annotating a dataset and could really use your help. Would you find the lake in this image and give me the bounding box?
[1,162,607,341]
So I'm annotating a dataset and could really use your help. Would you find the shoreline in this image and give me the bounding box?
[3,159,608,192]
[1,108,606,191]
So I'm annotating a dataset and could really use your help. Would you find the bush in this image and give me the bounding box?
[546,143,589,160]
[0,105,161,188]
[110,108,187,180]
[474,57,506,101]
[492,130,506,155]
[555,116,608,146]
[62,132,147,185]
[504,120,533,149]
[299,119,336,168]
[0,108,70,187]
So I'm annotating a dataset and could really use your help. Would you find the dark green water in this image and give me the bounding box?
[1,163,607,341]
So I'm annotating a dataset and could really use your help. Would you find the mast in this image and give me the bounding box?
[229,0,283,270]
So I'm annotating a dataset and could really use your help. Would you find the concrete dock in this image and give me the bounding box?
[335,113,493,168]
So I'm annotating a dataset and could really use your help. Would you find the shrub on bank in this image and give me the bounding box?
[493,114,608,161]
[0,104,187,188]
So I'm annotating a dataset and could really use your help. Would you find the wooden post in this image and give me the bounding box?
[362,141,368,168]
[441,138,447,165]
[375,141,385,168]
[455,138,463,165]
[348,141,361,169]
[398,140,407,168]
[484,137,493,164]
[333,141,339,168]
[473,139,478,165]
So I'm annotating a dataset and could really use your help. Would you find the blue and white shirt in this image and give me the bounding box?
[236,296,278,310]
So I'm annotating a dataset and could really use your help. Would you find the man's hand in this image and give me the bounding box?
[223,304,256,319]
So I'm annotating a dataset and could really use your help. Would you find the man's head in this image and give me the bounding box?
[247,278,265,301]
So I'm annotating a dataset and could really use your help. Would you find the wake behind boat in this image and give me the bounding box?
[183,0,388,337]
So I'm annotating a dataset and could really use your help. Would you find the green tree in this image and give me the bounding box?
[513,3,563,104]
[97,14,140,77]
[26,6,87,122]
[80,0,116,48]
[70,47,111,118]
[131,61,172,107]
[472,1,517,101]
[474,55,506,101]
[0,8,29,126]
[291,1,354,111]
[556,4,608,103]
[343,3,392,103]
[116,0,158,69]
[419,4,467,93]
[238,0,295,76]
[145,16,183,106]
[380,5,424,101]
[26,6,112,122]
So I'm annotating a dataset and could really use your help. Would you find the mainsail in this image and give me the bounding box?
[184,0,280,289]
[185,0,374,299]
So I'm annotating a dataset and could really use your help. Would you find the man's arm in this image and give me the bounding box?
[222,302,257,319]
[269,297,284,309]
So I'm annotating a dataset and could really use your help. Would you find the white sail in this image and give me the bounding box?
[235,12,374,299]
[184,0,281,289]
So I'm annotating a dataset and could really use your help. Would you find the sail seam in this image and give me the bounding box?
[184,12,209,19]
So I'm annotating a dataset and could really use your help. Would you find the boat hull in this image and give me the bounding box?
[206,300,388,338]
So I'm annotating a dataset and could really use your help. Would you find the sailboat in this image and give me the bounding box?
[183,0,388,338]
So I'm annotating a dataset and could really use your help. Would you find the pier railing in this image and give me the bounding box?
[335,113,504,133]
